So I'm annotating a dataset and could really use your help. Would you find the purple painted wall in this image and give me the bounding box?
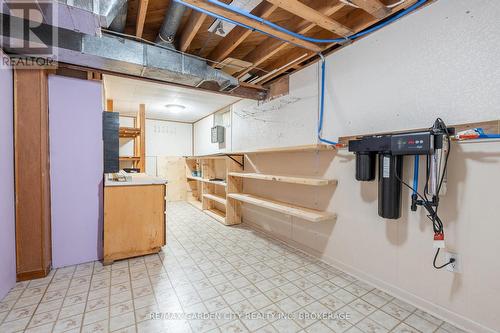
[0,50,16,300]
[49,75,103,268]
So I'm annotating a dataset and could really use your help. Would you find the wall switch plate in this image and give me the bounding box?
[445,252,460,273]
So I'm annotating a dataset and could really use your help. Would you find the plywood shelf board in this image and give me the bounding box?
[119,127,141,138]
[204,208,226,223]
[234,144,335,154]
[187,175,226,186]
[227,193,336,222]
[119,156,141,161]
[203,193,227,205]
[186,144,334,159]
[228,172,337,186]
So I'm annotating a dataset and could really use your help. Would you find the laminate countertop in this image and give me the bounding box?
[105,173,168,187]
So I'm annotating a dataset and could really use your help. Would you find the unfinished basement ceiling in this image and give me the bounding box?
[103,75,240,122]
[123,0,421,85]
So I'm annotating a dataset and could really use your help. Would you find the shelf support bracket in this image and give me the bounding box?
[226,154,244,168]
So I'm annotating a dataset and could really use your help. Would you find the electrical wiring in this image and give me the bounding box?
[395,118,454,270]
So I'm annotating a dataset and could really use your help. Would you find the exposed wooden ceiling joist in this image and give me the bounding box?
[348,0,390,19]
[178,11,207,52]
[235,3,345,79]
[266,0,353,36]
[123,0,426,96]
[135,0,150,37]
[258,0,420,85]
[208,1,278,65]
[178,0,323,52]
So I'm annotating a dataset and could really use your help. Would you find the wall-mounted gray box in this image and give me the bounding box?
[211,125,225,143]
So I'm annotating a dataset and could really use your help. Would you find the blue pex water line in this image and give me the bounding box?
[413,155,420,193]
[174,0,429,146]
[197,0,428,44]
[172,0,293,46]
[317,54,338,145]
[479,134,500,139]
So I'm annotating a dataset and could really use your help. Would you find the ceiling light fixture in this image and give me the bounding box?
[165,104,186,113]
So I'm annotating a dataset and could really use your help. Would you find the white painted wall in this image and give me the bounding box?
[231,67,318,151]
[222,1,500,332]
[194,114,233,155]
[322,0,500,140]
[119,117,192,173]
[146,119,192,157]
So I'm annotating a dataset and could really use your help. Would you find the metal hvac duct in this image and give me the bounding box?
[56,0,128,30]
[156,1,186,48]
[0,13,239,91]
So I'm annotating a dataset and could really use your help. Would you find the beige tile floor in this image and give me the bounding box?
[0,201,469,333]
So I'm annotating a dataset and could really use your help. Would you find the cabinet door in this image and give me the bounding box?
[104,185,165,263]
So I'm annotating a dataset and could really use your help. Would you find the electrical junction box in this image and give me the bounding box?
[211,125,225,143]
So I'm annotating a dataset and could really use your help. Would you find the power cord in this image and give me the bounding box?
[433,248,455,269]
[395,118,454,270]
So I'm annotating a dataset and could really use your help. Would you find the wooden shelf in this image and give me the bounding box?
[203,179,227,187]
[234,144,335,154]
[203,193,227,205]
[228,172,337,186]
[227,193,336,222]
[204,208,226,223]
[119,156,141,161]
[187,176,227,187]
[119,127,141,138]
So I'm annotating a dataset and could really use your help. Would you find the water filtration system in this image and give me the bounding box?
[348,119,457,269]
[348,120,453,219]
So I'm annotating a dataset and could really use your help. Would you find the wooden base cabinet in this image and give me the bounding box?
[103,184,166,265]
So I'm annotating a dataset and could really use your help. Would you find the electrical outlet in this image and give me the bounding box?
[445,252,460,273]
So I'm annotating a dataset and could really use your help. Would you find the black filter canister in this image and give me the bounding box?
[355,152,376,181]
[378,153,403,219]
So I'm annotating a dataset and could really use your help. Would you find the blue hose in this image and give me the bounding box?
[413,155,420,194]
[479,134,500,139]
[172,0,301,46]
[174,0,429,146]
[317,54,337,145]
[197,0,428,44]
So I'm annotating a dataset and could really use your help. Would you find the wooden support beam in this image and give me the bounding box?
[135,0,149,37]
[135,104,146,172]
[256,0,417,84]
[14,69,52,281]
[348,0,389,19]
[179,0,322,52]
[178,11,207,52]
[58,62,267,100]
[106,99,114,112]
[236,3,344,79]
[266,0,352,36]
[208,2,278,65]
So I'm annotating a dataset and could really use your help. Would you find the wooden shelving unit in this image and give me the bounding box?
[115,102,146,172]
[184,155,243,225]
[185,145,337,225]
